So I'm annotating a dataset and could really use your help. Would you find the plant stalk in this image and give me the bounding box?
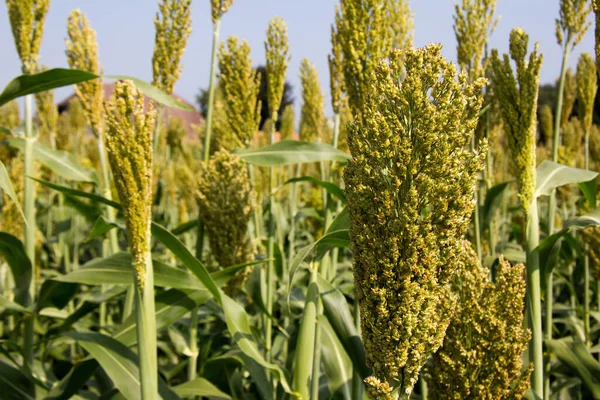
[584,129,591,347]
[526,199,544,399]
[23,94,36,369]
[202,18,221,162]
[135,252,158,399]
[293,267,318,399]
[266,111,278,362]
[352,289,363,400]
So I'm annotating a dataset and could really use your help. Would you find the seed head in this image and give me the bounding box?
[593,1,600,71]
[279,104,296,140]
[104,80,156,289]
[576,53,598,134]
[265,17,290,120]
[218,36,261,147]
[556,0,591,49]
[489,28,543,213]
[210,0,233,23]
[196,150,255,295]
[427,244,532,400]
[453,0,498,82]
[34,65,58,148]
[387,0,414,53]
[152,0,192,94]
[540,104,554,145]
[65,10,104,135]
[329,10,345,114]
[6,0,50,74]
[344,44,486,395]
[561,69,577,128]
[299,58,326,142]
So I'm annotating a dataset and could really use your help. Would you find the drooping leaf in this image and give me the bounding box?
[9,138,98,183]
[89,216,122,241]
[36,280,78,311]
[0,161,25,222]
[284,176,347,202]
[0,294,31,314]
[35,178,121,209]
[317,274,370,380]
[0,233,31,306]
[0,361,36,399]
[535,160,598,197]
[171,377,231,399]
[235,140,351,167]
[55,252,204,290]
[319,315,353,400]
[0,68,98,106]
[65,332,179,400]
[546,338,600,398]
[482,181,511,231]
[105,75,194,111]
[45,359,98,400]
[578,178,597,207]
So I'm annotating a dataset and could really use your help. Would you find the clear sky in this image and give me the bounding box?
[0,0,596,118]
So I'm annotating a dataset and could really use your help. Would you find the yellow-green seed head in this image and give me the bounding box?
[265,17,290,120]
[427,244,532,399]
[65,9,104,135]
[556,0,592,49]
[594,1,600,71]
[299,58,326,142]
[279,104,296,140]
[387,0,414,53]
[165,116,186,153]
[218,36,261,148]
[329,11,345,114]
[344,44,486,396]
[0,101,21,164]
[540,104,554,145]
[196,150,255,295]
[152,0,192,94]
[104,80,156,289]
[561,68,577,128]
[6,0,50,74]
[210,0,233,23]
[453,0,498,81]
[489,28,543,213]
[576,53,598,134]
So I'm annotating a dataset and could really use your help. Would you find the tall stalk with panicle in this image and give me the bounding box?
[264,16,290,364]
[576,53,597,346]
[66,9,121,326]
[345,45,486,399]
[6,0,50,369]
[453,0,497,262]
[489,28,543,398]
[546,4,591,381]
[152,0,192,152]
[104,80,158,399]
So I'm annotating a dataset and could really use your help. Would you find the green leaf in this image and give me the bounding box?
[221,293,295,395]
[171,219,199,236]
[35,178,121,209]
[55,252,204,290]
[89,216,121,241]
[0,233,32,306]
[0,361,36,399]
[293,275,319,399]
[45,359,98,400]
[326,207,349,234]
[0,294,32,314]
[482,181,511,232]
[0,161,25,223]
[535,160,598,197]
[578,178,597,207]
[65,332,180,400]
[9,138,98,183]
[319,315,353,400]
[171,378,231,399]
[235,140,351,167]
[36,280,78,311]
[105,75,194,111]
[284,176,346,202]
[546,338,600,398]
[114,289,211,347]
[317,274,370,380]
[0,68,98,106]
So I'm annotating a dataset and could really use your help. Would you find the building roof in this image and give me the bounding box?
[57,82,202,139]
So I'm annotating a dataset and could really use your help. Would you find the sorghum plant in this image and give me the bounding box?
[299,58,326,143]
[345,44,486,398]
[427,242,531,400]
[104,80,158,399]
[489,27,544,398]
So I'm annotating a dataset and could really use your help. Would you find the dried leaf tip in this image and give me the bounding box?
[104,80,156,289]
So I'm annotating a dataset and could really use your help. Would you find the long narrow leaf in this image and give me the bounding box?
[235,140,351,167]
[171,378,231,399]
[535,160,598,197]
[0,161,25,222]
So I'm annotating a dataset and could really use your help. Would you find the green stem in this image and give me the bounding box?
[188,305,199,381]
[310,298,323,400]
[544,44,569,400]
[23,94,35,370]
[202,19,221,162]
[266,111,278,362]
[352,290,363,400]
[135,252,158,399]
[287,164,301,271]
[526,199,544,399]
[584,129,591,347]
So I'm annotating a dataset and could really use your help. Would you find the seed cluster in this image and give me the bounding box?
[6,0,50,74]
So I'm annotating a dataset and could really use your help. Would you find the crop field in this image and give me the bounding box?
[1,0,600,399]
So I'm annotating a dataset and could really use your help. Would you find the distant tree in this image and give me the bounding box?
[196,65,294,131]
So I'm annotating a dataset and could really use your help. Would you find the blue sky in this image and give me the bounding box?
[0,0,596,118]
